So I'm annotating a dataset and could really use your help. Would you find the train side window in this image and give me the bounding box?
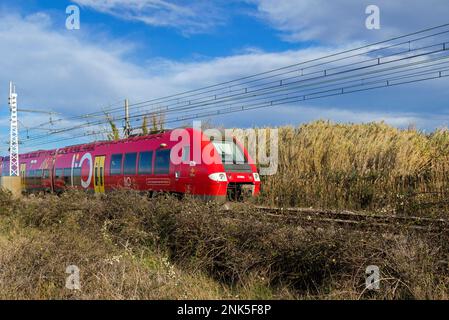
[110,154,123,175]
[73,167,81,186]
[138,151,153,174]
[64,168,71,185]
[124,153,137,175]
[55,169,63,179]
[34,170,42,186]
[35,170,43,181]
[154,149,171,175]
[43,169,50,179]
[182,146,190,163]
[28,170,35,184]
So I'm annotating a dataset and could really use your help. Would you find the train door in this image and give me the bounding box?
[50,154,57,193]
[174,145,194,194]
[94,156,105,193]
[153,149,172,192]
[20,163,26,189]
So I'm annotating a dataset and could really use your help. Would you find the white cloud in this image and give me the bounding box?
[0,10,346,116]
[72,0,227,34]
[251,0,449,43]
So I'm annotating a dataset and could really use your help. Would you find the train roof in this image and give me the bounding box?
[1,127,240,159]
[2,128,203,159]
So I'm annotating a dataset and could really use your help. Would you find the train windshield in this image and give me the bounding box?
[212,140,246,164]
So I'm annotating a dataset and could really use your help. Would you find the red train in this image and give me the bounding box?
[0,128,260,201]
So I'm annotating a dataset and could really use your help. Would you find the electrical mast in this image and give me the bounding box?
[8,81,19,177]
[5,82,59,177]
[124,98,131,138]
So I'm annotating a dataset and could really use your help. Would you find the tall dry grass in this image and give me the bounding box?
[250,121,449,214]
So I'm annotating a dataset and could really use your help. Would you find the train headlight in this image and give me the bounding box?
[208,172,228,182]
[253,173,260,182]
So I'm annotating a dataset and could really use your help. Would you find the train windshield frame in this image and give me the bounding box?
[212,140,246,165]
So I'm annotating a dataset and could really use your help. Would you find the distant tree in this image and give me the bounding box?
[108,120,120,141]
[141,116,149,135]
[149,110,165,133]
[104,112,120,141]
[150,113,158,133]
[158,112,165,131]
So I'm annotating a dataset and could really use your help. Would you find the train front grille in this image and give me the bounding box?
[226,182,254,201]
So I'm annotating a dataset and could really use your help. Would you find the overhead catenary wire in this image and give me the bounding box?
[120,23,449,108]
[25,65,449,148]
[24,57,449,145]
[27,23,449,130]
[30,98,126,129]
[23,42,449,144]
[16,22,449,148]
[23,59,449,146]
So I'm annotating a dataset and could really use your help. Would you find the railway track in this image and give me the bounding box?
[253,206,449,233]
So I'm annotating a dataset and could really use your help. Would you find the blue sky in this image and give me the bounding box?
[1,0,449,152]
[9,0,306,62]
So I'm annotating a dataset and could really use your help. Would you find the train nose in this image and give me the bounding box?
[225,172,260,183]
[223,173,257,201]
[226,172,253,182]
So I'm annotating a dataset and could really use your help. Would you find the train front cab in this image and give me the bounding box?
[211,138,260,201]
[186,132,260,202]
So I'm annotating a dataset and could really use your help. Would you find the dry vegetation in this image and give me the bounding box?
[0,121,448,300]
[256,121,449,215]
